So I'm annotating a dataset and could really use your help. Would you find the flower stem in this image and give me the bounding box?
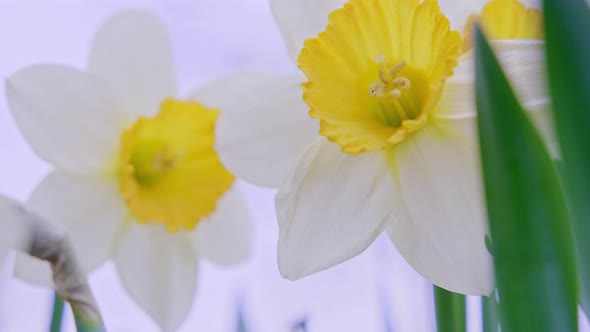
[49,293,65,332]
[21,207,106,331]
[482,294,499,332]
[433,285,466,332]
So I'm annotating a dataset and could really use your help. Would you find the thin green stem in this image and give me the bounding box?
[49,292,65,332]
[433,285,466,332]
[72,310,107,332]
[482,294,499,332]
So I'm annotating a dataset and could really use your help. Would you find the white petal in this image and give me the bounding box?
[438,0,487,30]
[438,0,541,30]
[113,223,198,332]
[5,65,127,174]
[434,40,551,146]
[13,254,53,289]
[439,40,547,115]
[270,0,347,63]
[88,10,177,118]
[276,138,395,280]
[390,125,494,295]
[14,171,126,286]
[192,69,317,188]
[191,184,251,266]
[0,195,29,262]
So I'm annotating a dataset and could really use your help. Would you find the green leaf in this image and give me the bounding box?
[544,0,590,315]
[433,286,466,332]
[474,26,578,332]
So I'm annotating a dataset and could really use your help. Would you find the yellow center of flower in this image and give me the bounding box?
[298,0,461,154]
[461,0,544,52]
[118,99,235,232]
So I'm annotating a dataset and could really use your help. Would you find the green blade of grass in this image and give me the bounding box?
[474,25,578,332]
[543,0,590,314]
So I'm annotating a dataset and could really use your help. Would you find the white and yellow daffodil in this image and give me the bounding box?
[202,0,547,295]
[5,11,250,331]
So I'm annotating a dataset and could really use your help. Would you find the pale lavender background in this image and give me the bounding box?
[0,1,581,332]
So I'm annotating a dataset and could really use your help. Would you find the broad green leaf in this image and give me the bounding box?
[433,286,466,332]
[544,0,590,314]
[475,26,578,332]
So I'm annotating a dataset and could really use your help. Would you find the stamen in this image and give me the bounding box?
[393,77,411,90]
[378,67,394,85]
[389,89,402,99]
[152,147,176,172]
[390,61,406,76]
[393,99,409,121]
[368,57,415,125]
[369,81,386,98]
[369,57,412,99]
[376,54,396,85]
[152,154,175,172]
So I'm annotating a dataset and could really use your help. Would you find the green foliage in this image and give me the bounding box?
[544,0,590,315]
[474,25,578,332]
[433,286,466,332]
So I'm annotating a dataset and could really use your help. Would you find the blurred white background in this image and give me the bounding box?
[0,0,573,331]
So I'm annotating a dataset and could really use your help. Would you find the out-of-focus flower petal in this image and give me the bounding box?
[113,223,198,332]
[13,254,53,287]
[0,195,29,262]
[439,0,541,31]
[191,184,251,266]
[193,69,317,188]
[5,64,126,175]
[434,40,550,146]
[276,138,395,280]
[88,10,177,118]
[438,0,488,30]
[14,171,126,286]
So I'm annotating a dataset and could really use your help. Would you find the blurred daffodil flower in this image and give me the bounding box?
[0,195,28,264]
[200,0,546,295]
[5,11,250,331]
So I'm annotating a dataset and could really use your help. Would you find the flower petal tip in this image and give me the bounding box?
[277,265,302,282]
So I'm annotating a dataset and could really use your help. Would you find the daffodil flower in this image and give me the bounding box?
[5,11,250,331]
[201,0,547,295]
[0,195,28,264]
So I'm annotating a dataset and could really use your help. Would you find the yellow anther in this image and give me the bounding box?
[369,81,386,98]
[152,152,176,172]
[389,89,402,99]
[369,57,412,99]
[393,77,411,90]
